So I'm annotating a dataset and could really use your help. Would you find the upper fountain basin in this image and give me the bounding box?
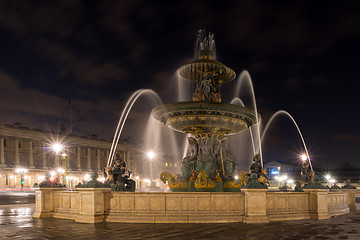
[152,102,260,137]
[178,59,236,83]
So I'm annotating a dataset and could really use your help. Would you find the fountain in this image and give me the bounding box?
[33,30,356,224]
[152,30,260,192]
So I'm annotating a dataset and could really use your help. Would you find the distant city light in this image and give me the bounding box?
[15,168,28,173]
[84,174,91,181]
[52,143,63,154]
[147,151,155,160]
[97,177,105,182]
[277,175,288,182]
[325,174,331,181]
[329,178,336,184]
[234,175,239,180]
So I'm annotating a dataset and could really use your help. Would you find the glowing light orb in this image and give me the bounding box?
[52,143,63,153]
[147,151,155,160]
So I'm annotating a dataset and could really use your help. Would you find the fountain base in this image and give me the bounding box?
[33,187,354,223]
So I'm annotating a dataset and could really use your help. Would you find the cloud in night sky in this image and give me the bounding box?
[0,1,359,167]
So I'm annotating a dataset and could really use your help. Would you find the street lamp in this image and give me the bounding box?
[147,151,155,160]
[147,151,155,188]
[52,143,63,154]
[15,167,28,189]
[51,143,68,185]
[301,154,307,161]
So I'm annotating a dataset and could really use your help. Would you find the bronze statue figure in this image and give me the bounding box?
[181,137,199,179]
[104,153,135,191]
[301,160,314,184]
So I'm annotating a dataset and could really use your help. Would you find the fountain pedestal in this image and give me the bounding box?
[76,188,111,223]
[33,187,63,219]
[242,188,269,223]
[303,189,331,220]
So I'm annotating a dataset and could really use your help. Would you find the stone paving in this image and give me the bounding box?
[0,204,359,240]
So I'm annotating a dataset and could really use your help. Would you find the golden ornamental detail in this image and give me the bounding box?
[195,171,215,188]
[160,172,188,189]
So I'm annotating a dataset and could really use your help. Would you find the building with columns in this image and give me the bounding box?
[0,123,141,188]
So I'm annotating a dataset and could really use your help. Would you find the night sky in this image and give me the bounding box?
[0,1,359,169]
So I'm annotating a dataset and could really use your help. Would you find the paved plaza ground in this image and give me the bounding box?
[0,203,359,239]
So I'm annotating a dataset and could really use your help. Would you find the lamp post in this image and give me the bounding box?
[52,143,63,167]
[51,143,68,186]
[147,151,155,188]
[60,153,68,185]
[15,167,28,190]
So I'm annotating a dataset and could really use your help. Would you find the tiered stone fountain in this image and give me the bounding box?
[33,30,355,224]
[153,31,259,192]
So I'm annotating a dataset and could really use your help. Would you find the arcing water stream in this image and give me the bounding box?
[107,89,163,168]
[261,110,313,170]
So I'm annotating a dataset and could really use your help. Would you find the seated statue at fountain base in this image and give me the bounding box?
[104,154,135,192]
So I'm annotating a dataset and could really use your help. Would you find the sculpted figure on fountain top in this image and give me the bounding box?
[193,73,221,103]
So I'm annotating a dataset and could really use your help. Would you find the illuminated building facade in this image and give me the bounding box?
[0,123,140,188]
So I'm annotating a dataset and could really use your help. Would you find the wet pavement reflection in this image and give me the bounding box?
[0,204,359,239]
[0,191,35,205]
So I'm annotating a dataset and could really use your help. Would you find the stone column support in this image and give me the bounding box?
[15,139,20,165]
[242,188,269,223]
[76,188,111,223]
[97,150,101,170]
[0,137,4,166]
[29,141,34,168]
[65,147,71,170]
[33,187,63,219]
[87,148,91,170]
[303,189,330,219]
[55,154,59,168]
[42,142,47,169]
[77,147,81,169]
